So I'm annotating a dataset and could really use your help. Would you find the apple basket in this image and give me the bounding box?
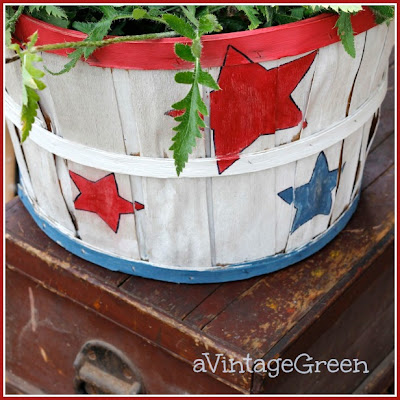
[5,10,394,283]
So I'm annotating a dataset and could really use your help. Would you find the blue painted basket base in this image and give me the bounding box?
[19,186,360,284]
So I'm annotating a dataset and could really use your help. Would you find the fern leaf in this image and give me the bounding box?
[19,37,46,141]
[335,12,356,58]
[170,83,208,175]
[21,86,40,141]
[236,6,261,30]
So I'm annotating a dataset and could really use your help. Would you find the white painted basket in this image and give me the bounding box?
[5,13,394,283]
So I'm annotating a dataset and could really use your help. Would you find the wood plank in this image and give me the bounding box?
[5,124,16,202]
[361,133,394,190]
[5,120,35,201]
[254,243,394,393]
[33,70,78,225]
[110,67,212,268]
[140,177,212,268]
[371,62,394,151]
[120,277,219,320]
[183,277,260,329]
[354,351,394,394]
[285,142,342,251]
[301,33,366,139]
[348,24,389,115]
[210,51,317,263]
[202,164,394,358]
[275,161,296,252]
[330,128,363,223]
[285,33,366,250]
[369,21,394,95]
[329,24,390,223]
[350,115,375,200]
[6,371,44,395]
[266,52,316,253]
[212,169,277,264]
[5,50,76,233]
[348,24,393,202]
[109,68,147,261]
[272,52,316,147]
[40,53,140,260]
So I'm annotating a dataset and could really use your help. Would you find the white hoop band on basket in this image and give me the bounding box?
[4,76,387,179]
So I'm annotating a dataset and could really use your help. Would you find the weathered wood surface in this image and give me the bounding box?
[354,351,394,394]
[5,125,16,202]
[255,246,394,394]
[5,23,392,271]
[5,50,76,234]
[34,52,213,269]
[6,59,394,392]
[285,32,364,251]
[39,55,141,260]
[6,266,242,395]
[210,50,317,264]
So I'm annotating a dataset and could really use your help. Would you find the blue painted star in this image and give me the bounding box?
[278,152,339,233]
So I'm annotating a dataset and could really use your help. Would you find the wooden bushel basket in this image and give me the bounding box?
[5,9,394,283]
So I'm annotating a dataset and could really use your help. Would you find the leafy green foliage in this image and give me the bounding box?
[28,6,68,19]
[328,6,364,58]
[5,6,24,46]
[132,8,147,20]
[47,13,114,75]
[198,70,220,91]
[335,12,356,58]
[199,14,222,35]
[169,82,207,175]
[174,43,195,62]
[236,6,262,30]
[170,65,220,176]
[162,14,196,39]
[369,6,395,24]
[175,71,195,84]
[9,32,46,141]
[329,5,363,14]
[21,86,41,142]
[27,6,69,28]
[162,10,220,174]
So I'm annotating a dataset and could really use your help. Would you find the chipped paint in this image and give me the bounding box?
[329,250,341,259]
[265,301,278,310]
[93,299,102,310]
[311,268,324,278]
[260,322,270,331]
[39,346,48,363]
[28,287,37,332]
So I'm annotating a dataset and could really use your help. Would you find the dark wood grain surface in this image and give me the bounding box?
[6,59,394,394]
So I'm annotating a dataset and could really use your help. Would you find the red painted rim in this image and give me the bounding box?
[14,8,376,70]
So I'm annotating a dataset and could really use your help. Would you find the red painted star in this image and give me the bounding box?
[165,109,205,131]
[69,171,144,233]
[210,46,316,173]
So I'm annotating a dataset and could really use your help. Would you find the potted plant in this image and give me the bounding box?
[5,5,394,283]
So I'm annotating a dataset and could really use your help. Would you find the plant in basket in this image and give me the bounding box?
[5,5,394,283]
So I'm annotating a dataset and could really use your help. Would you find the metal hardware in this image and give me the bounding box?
[74,340,143,394]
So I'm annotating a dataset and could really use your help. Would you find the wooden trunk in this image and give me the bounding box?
[5,10,394,283]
